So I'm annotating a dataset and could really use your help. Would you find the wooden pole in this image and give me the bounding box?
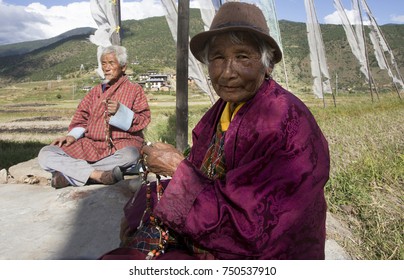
[176,0,189,152]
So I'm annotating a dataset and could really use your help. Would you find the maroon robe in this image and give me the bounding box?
[106,79,329,260]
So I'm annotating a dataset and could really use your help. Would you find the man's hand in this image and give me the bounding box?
[51,135,76,147]
[105,100,120,115]
[142,142,185,177]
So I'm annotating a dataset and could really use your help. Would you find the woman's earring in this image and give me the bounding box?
[265,66,273,80]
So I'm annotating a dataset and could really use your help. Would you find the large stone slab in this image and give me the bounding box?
[0,183,351,260]
[0,183,133,260]
[0,156,352,260]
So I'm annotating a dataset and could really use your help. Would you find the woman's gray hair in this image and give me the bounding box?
[101,45,128,66]
[201,31,275,68]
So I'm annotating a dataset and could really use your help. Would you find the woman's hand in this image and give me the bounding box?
[142,142,185,177]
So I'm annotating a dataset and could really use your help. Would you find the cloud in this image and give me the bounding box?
[121,0,165,21]
[26,2,97,40]
[0,0,193,45]
[324,9,370,25]
[0,2,49,45]
[0,1,95,45]
[391,14,404,24]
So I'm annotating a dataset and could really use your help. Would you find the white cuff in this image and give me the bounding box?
[109,103,134,131]
[67,127,86,140]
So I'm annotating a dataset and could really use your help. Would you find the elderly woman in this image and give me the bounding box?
[103,2,330,260]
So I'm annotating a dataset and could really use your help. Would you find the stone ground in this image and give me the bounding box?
[0,158,352,260]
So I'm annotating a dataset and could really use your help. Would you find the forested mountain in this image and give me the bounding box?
[0,9,402,92]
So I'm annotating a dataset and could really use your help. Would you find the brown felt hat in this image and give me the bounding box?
[190,2,282,64]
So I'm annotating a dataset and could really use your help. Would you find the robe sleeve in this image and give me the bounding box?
[154,98,330,259]
[124,84,150,133]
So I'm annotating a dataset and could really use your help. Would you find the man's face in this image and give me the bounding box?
[207,33,266,104]
[101,53,126,84]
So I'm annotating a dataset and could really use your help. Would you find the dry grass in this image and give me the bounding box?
[311,94,404,260]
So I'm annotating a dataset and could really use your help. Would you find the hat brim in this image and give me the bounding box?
[190,26,283,64]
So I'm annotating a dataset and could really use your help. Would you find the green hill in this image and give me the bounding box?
[0,9,403,93]
[0,27,96,57]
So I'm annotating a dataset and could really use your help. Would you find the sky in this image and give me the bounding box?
[0,0,403,45]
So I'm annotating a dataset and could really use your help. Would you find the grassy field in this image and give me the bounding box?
[312,94,404,260]
[0,78,403,260]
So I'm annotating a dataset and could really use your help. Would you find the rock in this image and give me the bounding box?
[325,240,352,260]
[8,158,50,185]
[23,175,41,184]
[0,183,351,259]
[0,183,133,260]
[326,212,353,259]
[0,169,7,184]
[326,212,354,240]
[0,158,352,260]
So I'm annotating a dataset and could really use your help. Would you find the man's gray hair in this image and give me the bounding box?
[101,45,128,66]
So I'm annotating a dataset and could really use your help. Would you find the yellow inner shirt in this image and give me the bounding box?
[220,102,245,132]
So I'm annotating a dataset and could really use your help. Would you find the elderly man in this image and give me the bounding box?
[38,45,151,189]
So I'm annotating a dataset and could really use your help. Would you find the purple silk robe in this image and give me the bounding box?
[120,79,330,260]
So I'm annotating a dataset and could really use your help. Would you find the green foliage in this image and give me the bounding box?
[0,37,98,82]
[0,27,95,57]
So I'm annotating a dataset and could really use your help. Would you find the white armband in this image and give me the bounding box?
[109,103,134,131]
[67,127,86,140]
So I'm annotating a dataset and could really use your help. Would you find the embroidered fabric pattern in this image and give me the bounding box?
[200,122,227,180]
[125,156,183,259]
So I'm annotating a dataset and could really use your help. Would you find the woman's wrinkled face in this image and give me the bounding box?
[101,53,126,84]
[207,33,266,104]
